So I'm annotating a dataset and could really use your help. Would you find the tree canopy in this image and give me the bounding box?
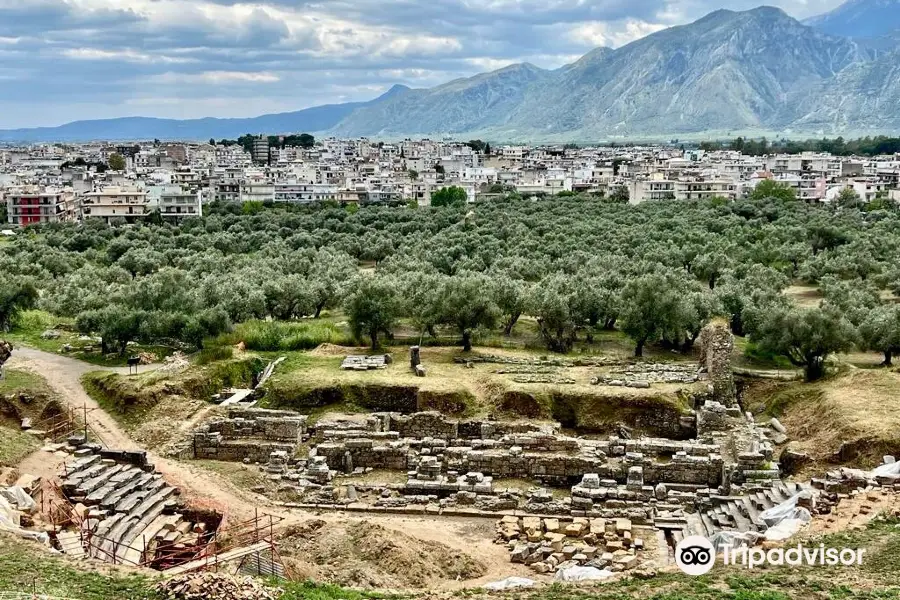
[2,191,899,377]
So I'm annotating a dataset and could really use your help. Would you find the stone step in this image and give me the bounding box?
[77,465,125,496]
[115,496,179,564]
[120,514,182,566]
[100,472,155,511]
[116,477,165,513]
[62,462,110,493]
[88,513,124,558]
[64,454,101,477]
[129,486,176,519]
[85,468,143,506]
[98,515,139,561]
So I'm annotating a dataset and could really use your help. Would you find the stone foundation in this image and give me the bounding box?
[192,408,307,463]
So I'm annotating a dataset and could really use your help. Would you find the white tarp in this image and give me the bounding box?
[483,577,536,590]
[0,486,37,513]
[0,495,49,545]
[759,492,813,528]
[554,566,615,582]
[764,518,808,541]
[872,461,900,478]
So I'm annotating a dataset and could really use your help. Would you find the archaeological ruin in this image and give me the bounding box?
[180,320,900,576]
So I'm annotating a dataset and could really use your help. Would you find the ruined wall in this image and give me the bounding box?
[192,408,307,462]
[193,431,296,462]
[548,391,696,439]
[206,407,307,442]
[698,321,737,407]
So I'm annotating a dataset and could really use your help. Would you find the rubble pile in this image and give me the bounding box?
[341,355,392,370]
[497,515,644,575]
[158,351,190,374]
[156,573,279,600]
[814,455,900,493]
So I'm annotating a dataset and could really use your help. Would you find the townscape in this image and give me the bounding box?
[3,137,900,225]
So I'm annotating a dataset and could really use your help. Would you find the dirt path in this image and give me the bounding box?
[8,347,268,523]
[8,347,528,590]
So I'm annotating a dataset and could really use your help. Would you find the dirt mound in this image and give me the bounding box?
[279,519,486,590]
[308,343,358,356]
[767,369,900,467]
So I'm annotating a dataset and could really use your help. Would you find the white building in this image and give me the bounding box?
[81,186,150,223]
[158,186,202,220]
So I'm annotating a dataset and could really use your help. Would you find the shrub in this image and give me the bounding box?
[231,320,353,351]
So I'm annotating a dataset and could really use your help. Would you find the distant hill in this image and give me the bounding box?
[0,85,410,143]
[804,0,900,39]
[328,7,891,139]
[5,6,900,142]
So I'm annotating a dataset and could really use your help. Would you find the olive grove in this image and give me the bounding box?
[2,191,898,379]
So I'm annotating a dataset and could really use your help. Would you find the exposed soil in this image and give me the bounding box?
[278,517,499,590]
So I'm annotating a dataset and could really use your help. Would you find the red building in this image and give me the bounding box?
[6,188,78,227]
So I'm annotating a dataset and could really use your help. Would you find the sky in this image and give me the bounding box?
[0,0,848,128]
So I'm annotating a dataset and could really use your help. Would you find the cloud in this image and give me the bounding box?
[148,70,281,84]
[62,48,197,64]
[0,0,854,128]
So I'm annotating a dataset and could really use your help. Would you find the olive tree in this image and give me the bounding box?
[345,276,400,350]
[440,274,498,351]
[619,273,687,357]
[751,306,856,381]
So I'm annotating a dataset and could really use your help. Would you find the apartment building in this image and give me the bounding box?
[5,188,78,226]
[81,186,150,223]
[274,182,338,204]
[627,178,738,203]
[158,186,202,220]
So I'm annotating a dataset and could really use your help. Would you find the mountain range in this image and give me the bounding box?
[3,0,900,142]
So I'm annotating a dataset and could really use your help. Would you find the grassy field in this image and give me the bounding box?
[6,310,175,367]
[0,426,40,466]
[0,535,161,600]
[258,345,697,430]
[0,367,54,396]
[0,367,56,466]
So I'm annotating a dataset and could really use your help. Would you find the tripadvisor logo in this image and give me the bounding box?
[675,536,716,575]
[675,535,866,575]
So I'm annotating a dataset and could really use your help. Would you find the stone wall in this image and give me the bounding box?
[192,407,307,462]
[193,432,296,463]
[698,321,737,407]
[205,408,307,442]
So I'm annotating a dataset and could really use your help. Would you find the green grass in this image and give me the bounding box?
[0,426,40,465]
[278,580,396,600]
[6,309,174,367]
[0,367,53,396]
[80,371,154,429]
[0,535,161,599]
[216,320,355,352]
[195,345,235,365]
[0,367,54,465]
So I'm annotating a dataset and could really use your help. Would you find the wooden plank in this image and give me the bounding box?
[220,389,253,406]
[162,542,272,577]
